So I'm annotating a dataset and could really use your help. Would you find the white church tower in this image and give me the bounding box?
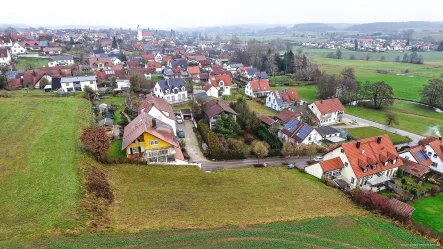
[137,25,143,41]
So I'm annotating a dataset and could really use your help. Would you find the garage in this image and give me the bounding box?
[180,109,193,120]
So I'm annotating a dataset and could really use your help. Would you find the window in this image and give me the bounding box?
[363,167,368,173]
[345,162,348,167]
[351,177,355,184]
[90,81,93,84]
[341,148,344,153]
[428,152,432,156]
[434,154,437,158]
[405,156,409,159]
[150,140,159,146]
[384,162,388,167]
[372,165,377,170]
[392,159,397,164]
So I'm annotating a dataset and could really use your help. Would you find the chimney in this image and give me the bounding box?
[356,141,361,149]
[440,137,442,141]
[320,100,323,104]
[377,136,382,144]
[152,118,156,128]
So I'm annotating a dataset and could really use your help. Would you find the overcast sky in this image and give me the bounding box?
[2,0,442,29]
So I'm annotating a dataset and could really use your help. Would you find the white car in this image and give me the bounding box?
[314,156,324,162]
[176,114,183,124]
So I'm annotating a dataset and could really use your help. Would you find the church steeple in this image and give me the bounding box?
[137,25,143,41]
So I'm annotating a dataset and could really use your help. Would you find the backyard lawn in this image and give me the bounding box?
[16,57,50,70]
[345,101,443,136]
[3,215,435,248]
[99,95,125,124]
[412,194,443,235]
[108,165,362,232]
[0,96,91,239]
[108,140,126,159]
[346,127,412,145]
[246,99,278,116]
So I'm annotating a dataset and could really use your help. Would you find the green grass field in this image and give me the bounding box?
[0,96,91,239]
[271,85,318,103]
[345,101,443,136]
[15,57,50,70]
[346,127,412,145]
[3,215,435,248]
[108,166,362,232]
[412,194,443,235]
[108,140,126,159]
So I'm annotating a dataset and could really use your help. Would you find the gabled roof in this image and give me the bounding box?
[275,109,299,124]
[89,58,112,68]
[187,66,200,75]
[203,83,215,92]
[127,61,141,68]
[121,112,178,150]
[141,54,155,61]
[281,118,314,143]
[409,145,433,166]
[146,61,161,68]
[211,66,223,73]
[193,90,210,104]
[388,199,415,217]
[138,94,176,120]
[429,139,443,161]
[209,74,232,87]
[272,88,300,105]
[316,126,340,137]
[157,78,186,91]
[245,68,257,76]
[339,135,403,178]
[312,98,344,114]
[254,71,268,79]
[203,100,237,119]
[170,60,187,69]
[402,159,430,177]
[319,157,344,172]
[256,113,276,126]
[248,79,270,92]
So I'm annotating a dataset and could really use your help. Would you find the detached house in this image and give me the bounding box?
[278,119,321,145]
[48,55,74,67]
[121,112,185,164]
[0,48,11,65]
[206,74,232,97]
[305,135,402,189]
[139,94,177,134]
[10,43,26,55]
[308,98,344,126]
[203,100,237,130]
[400,137,443,174]
[43,47,62,55]
[89,58,112,71]
[187,66,201,79]
[245,79,271,98]
[153,78,188,104]
[266,88,301,111]
[59,76,98,92]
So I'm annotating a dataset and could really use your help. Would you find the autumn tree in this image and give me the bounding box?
[385,112,399,127]
[282,140,295,157]
[337,67,360,104]
[420,79,443,108]
[294,53,320,81]
[252,141,269,164]
[362,81,394,109]
[80,127,111,158]
[39,77,49,89]
[316,73,339,99]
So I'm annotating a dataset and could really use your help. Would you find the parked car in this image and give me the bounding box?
[349,119,358,125]
[254,162,267,167]
[314,156,323,162]
[177,129,185,138]
[176,114,183,124]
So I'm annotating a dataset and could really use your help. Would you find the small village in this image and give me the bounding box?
[1,23,443,247]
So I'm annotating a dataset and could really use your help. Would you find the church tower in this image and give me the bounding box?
[137,25,143,41]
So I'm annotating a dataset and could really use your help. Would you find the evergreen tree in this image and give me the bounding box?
[70,37,74,45]
[402,53,409,63]
[112,36,118,49]
[354,39,358,50]
[438,40,443,51]
[406,39,410,46]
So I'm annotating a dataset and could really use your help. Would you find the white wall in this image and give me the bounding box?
[206,86,218,98]
[305,163,324,179]
[399,152,417,163]
[147,107,177,134]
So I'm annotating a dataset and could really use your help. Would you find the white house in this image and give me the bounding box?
[60,76,98,92]
[0,48,11,65]
[245,79,271,98]
[153,78,188,104]
[207,74,232,97]
[48,55,74,67]
[10,43,26,55]
[155,53,163,62]
[203,83,219,98]
[138,94,177,134]
[266,88,301,112]
[305,135,402,189]
[278,119,321,145]
[225,63,243,74]
[399,137,443,174]
[115,79,130,91]
[308,98,344,126]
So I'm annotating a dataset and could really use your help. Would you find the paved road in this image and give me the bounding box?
[200,156,311,172]
[178,121,208,163]
[343,113,424,144]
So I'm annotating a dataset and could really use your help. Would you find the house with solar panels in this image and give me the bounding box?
[278,119,321,145]
[399,137,443,174]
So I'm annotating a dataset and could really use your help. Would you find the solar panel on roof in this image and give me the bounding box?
[284,119,300,132]
[415,150,430,163]
[296,125,313,139]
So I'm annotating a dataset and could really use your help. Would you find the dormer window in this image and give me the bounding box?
[372,165,377,170]
[181,86,186,91]
[165,89,170,94]
[363,167,368,173]
[384,162,388,167]
[393,159,397,164]
[341,148,344,153]
[345,162,348,167]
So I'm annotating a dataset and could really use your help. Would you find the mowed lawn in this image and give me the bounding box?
[271,85,318,103]
[346,127,412,145]
[412,194,443,235]
[346,101,443,136]
[15,57,50,70]
[108,166,362,232]
[3,216,435,249]
[0,96,91,239]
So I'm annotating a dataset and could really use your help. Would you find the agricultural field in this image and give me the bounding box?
[221,34,315,42]
[0,96,91,239]
[346,127,412,145]
[3,215,435,248]
[345,101,443,136]
[15,57,50,70]
[108,165,362,232]
[412,193,443,235]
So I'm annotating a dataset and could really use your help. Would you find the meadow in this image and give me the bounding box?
[346,127,412,145]
[412,194,443,235]
[0,95,91,239]
[15,57,50,70]
[345,101,443,136]
[3,216,435,248]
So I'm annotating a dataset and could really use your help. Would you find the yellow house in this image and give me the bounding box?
[121,112,184,163]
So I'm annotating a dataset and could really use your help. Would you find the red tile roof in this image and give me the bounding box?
[248,79,270,92]
[203,83,214,92]
[275,109,299,123]
[89,58,112,68]
[256,113,276,126]
[273,88,300,103]
[319,157,344,172]
[141,54,155,61]
[429,139,443,161]
[138,94,176,120]
[211,66,223,73]
[209,74,232,87]
[402,159,430,177]
[187,66,201,75]
[142,32,152,37]
[162,56,173,62]
[388,199,415,217]
[418,136,439,145]
[340,135,402,178]
[127,61,141,68]
[146,61,161,69]
[313,98,344,114]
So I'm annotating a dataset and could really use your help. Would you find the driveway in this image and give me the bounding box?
[343,113,424,144]
[178,120,208,163]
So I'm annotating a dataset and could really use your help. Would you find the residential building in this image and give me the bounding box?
[245,79,271,98]
[187,66,201,79]
[43,47,62,55]
[266,88,301,111]
[203,100,237,130]
[48,55,74,67]
[138,94,177,134]
[89,58,113,71]
[399,137,443,174]
[305,135,402,189]
[278,119,321,145]
[121,112,185,164]
[203,83,218,98]
[256,113,278,129]
[153,78,188,104]
[59,76,98,92]
[10,43,26,55]
[275,109,300,124]
[115,79,130,91]
[207,74,232,97]
[308,98,344,126]
[0,48,11,65]
[315,126,345,144]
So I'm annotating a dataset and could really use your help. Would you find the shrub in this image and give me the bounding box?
[321,176,337,188]
[430,185,439,196]
[80,127,111,158]
[396,168,404,178]
[256,124,282,149]
[244,133,255,144]
[401,178,406,184]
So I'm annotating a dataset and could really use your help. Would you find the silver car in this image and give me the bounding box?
[176,114,183,124]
